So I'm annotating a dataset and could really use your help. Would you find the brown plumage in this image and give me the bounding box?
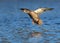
[20,8,54,25]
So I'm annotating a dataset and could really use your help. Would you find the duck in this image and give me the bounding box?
[20,7,54,25]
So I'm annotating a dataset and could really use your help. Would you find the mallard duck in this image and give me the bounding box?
[20,8,54,25]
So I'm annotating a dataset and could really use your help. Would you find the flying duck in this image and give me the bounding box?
[20,8,54,25]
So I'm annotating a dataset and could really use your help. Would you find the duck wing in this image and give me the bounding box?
[34,8,54,15]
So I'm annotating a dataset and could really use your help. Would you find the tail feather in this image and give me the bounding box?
[37,19,43,25]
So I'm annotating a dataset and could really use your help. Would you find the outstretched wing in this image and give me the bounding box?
[34,8,54,15]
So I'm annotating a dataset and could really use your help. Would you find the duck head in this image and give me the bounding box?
[20,8,30,13]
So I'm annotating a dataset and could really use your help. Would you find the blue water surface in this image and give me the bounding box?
[0,0,60,43]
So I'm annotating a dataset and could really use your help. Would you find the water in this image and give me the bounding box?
[0,0,60,43]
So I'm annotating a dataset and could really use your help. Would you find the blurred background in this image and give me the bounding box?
[0,0,60,43]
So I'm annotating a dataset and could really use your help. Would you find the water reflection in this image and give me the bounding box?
[0,37,11,43]
[30,32,42,38]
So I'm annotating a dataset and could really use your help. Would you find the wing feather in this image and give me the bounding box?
[34,8,54,15]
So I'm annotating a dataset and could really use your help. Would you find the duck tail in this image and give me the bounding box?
[37,19,43,25]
